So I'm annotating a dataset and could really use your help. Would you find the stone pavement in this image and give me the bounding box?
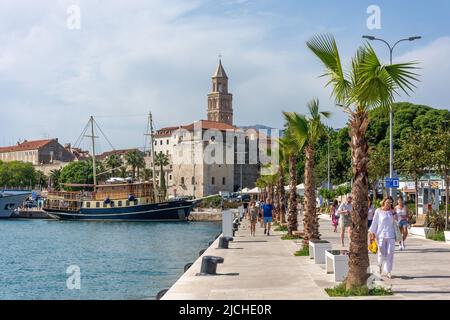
[317,214,450,300]
[162,212,450,300]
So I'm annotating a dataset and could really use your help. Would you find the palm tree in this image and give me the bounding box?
[276,142,288,224]
[154,151,169,199]
[49,169,61,190]
[302,99,330,242]
[124,150,145,180]
[105,154,123,177]
[280,114,308,236]
[307,34,419,289]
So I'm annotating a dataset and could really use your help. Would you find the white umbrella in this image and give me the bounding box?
[241,188,250,194]
[247,187,262,194]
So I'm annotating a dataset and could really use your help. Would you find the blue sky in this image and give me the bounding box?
[1,0,449,151]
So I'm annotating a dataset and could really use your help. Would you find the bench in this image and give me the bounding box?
[412,214,426,227]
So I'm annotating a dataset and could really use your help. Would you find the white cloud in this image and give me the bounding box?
[0,1,448,151]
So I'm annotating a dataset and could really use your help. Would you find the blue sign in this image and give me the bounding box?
[385,178,399,189]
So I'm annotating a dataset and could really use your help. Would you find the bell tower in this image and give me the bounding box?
[207,59,233,125]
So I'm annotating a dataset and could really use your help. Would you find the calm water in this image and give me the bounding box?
[0,219,221,299]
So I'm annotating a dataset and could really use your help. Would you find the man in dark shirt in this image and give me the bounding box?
[262,198,274,236]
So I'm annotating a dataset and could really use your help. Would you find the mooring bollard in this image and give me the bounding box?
[184,263,193,272]
[199,248,206,257]
[198,256,224,275]
[156,288,169,300]
[218,236,234,249]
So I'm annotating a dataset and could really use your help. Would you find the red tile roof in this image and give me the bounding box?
[0,139,55,153]
[155,120,237,137]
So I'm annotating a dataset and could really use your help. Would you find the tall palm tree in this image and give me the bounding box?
[124,150,145,180]
[276,145,287,224]
[154,151,169,199]
[105,154,123,177]
[307,34,419,289]
[49,169,61,190]
[302,99,331,242]
[280,114,308,236]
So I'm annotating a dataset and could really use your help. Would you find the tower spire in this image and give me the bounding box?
[207,59,233,125]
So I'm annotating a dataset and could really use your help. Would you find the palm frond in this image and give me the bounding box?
[306,34,351,104]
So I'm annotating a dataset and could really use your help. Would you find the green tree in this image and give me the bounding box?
[124,150,145,180]
[59,159,105,190]
[307,33,419,289]
[302,99,330,242]
[105,154,123,177]
[154,152,169,198]
[49,169,62,190]
[429,127,450,229]
[368,144,389,201]
[396,130,433,216]
[282,112,308,236]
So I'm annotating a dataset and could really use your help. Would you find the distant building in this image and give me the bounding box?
[0,139,75,165]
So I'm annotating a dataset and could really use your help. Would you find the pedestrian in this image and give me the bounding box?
[249,200,258,236]
[258,199,265,228]
[368,197,375,228]
[395,197,409,250]
[337,196,353,246]
[262,198,274,236]
[369,197,396,279]
[330,200,339,233]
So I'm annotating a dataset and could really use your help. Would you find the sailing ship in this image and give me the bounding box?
[43,114,196,221]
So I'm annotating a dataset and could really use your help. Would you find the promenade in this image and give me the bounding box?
[162,213,450,300]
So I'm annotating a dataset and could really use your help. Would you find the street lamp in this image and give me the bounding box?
[362,35,421,198]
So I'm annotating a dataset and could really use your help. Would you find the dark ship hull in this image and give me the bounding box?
[45,200,194,222]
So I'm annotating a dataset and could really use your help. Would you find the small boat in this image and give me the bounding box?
[43,114,197,222]
[0,191,32,218]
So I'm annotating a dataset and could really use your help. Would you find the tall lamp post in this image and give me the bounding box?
[362,35,421,199]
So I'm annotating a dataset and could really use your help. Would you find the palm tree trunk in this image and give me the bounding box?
[287,154,298,236]
[414,174,419,216]
[278,165,286,224]
[345,111,370,290]
[303,145,320,242]
[445,168,449,230]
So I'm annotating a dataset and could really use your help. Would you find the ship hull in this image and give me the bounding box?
[44,200,195,222]
[0,192,31,218]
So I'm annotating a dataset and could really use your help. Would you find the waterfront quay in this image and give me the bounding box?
[163,214,450,300]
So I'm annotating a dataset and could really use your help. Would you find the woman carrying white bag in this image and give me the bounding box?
[369,197,402,279]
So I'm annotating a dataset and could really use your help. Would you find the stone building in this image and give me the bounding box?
[0,139,75,165]
[153,60,262,198]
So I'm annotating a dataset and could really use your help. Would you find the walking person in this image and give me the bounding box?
[330,200,339,233]
[368,197,375,228]
[369,198,397,279]
[395,197,409,250]
[258,199,264,228]
[337,196,353,246]
[262,198,274,236]
[249,200,258,237]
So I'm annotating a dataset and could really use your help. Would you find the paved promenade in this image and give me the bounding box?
[163,213,450,300]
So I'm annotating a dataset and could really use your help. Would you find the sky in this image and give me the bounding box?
[1,0,449,152]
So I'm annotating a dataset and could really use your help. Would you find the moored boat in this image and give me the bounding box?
[0,191,32,218]
[43,182,195,221]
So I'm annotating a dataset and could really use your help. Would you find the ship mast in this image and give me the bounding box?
[147,112,159,201]
[90,116,97,187]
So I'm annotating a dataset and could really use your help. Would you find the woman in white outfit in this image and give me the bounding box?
[369,198,396,279]
[395,197,409,250]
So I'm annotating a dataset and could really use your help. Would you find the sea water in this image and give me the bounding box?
[0,219,221,299]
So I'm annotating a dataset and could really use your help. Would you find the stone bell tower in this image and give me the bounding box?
[207,59,233,125]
